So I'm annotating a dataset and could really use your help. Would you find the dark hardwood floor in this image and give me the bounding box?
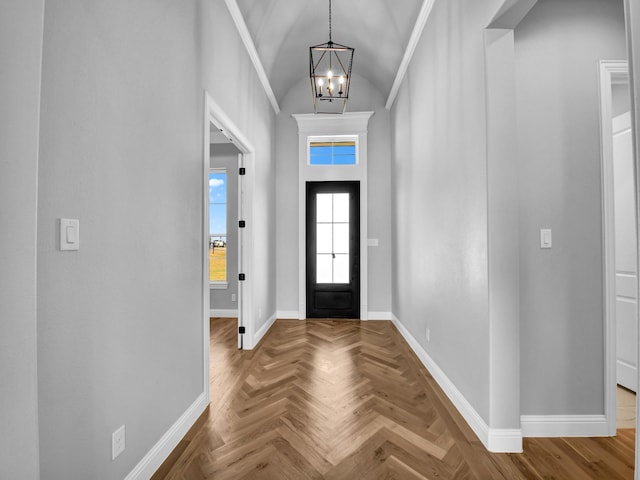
[152,318,635,479]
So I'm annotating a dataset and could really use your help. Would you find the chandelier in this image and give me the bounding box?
[309,0,354,114]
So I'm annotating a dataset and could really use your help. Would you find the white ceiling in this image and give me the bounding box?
[233,0,427,108]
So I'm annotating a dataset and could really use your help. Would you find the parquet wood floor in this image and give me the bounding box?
[152,318,635,479]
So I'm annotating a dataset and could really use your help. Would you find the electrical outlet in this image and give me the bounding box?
[112,425,125,460]
[426,328,430,343]
[232,293,237,302]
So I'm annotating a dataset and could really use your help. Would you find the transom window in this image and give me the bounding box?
[309,136,357,165]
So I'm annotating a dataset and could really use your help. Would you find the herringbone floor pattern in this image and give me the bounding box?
[153,318,635,479]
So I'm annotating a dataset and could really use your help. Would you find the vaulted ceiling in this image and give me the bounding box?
[230,0,431,111]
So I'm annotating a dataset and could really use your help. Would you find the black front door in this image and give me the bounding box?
[306,181,360,318]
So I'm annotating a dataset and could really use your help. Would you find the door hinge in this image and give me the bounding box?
[239,220,246,228]
[239,167,246,176]
[238,326,246,335]
[239,273,246,281]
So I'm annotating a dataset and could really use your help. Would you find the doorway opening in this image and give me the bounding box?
[204,92,255,355]
[306,181,360,318]
[599,60,638,433]
[293,112,373,320]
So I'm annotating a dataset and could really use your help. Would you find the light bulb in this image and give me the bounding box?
[339,76,344,84]
[318,78,323,86]
[327,70,333,78]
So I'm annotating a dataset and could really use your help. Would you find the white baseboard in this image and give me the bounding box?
[276,310,300,319]
[276,311,392,321]
[391,314,522,453]
[521,415,609,437]
[250,312,277,349]
[125,392,209,480]
[210,309,238,318]
[488,428,523,452]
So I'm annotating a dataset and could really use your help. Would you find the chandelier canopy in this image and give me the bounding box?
[309,0,354,114]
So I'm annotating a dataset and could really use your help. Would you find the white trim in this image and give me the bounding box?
[205,92,256,353]
[210,309,239,318]
[201,95,212,405]
[206,94,254,150]
[598,60,630,436]
[385,0,436,110]
[124,393,208,480]
[293,112,375,134]
[223,0,280,114]
[521,415,609,437]
[252,312,278,348]
[276,310,300,319]
[367,311,392,320]
[294,112,374,321]
[487,429,524,452]
[391,314,523,453]
[237,151,244,349]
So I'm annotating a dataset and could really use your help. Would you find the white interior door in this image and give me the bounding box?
[613,111,638,392]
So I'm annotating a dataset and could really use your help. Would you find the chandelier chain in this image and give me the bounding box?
[329,0,332,42]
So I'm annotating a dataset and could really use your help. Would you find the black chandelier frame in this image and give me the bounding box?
[309,0,354,114]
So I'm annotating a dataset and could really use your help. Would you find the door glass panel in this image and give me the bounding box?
[317,194,333,223]
[316,224,332,253]
[316,254,333,283]
[315,192,352,284]
[333,254,350,283]
[333,193,349,223]
[333,223,349,254]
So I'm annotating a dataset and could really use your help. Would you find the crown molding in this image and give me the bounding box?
[292,111,375,134]
[385,0,436,110]
[224,0,281,114]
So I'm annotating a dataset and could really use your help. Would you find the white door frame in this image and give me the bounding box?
[204,92,255,359]
[598,60,632,435]
[292,112,374,320]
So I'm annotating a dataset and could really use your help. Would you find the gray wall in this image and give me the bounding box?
[275,73,392,317]
[390,0,502,423]
[201,1,277,334]
[210,144,239,311]
[515,0,627,415]
[37,2,204,478]
[0,1,43,478]
[390,0,628,428]
[35,0,276,478]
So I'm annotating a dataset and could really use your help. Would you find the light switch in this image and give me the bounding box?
[60,218,80,251]
[540,228,552,249]
[66,226,76,243]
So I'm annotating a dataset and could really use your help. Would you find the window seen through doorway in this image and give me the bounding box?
[209,170,227,283]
